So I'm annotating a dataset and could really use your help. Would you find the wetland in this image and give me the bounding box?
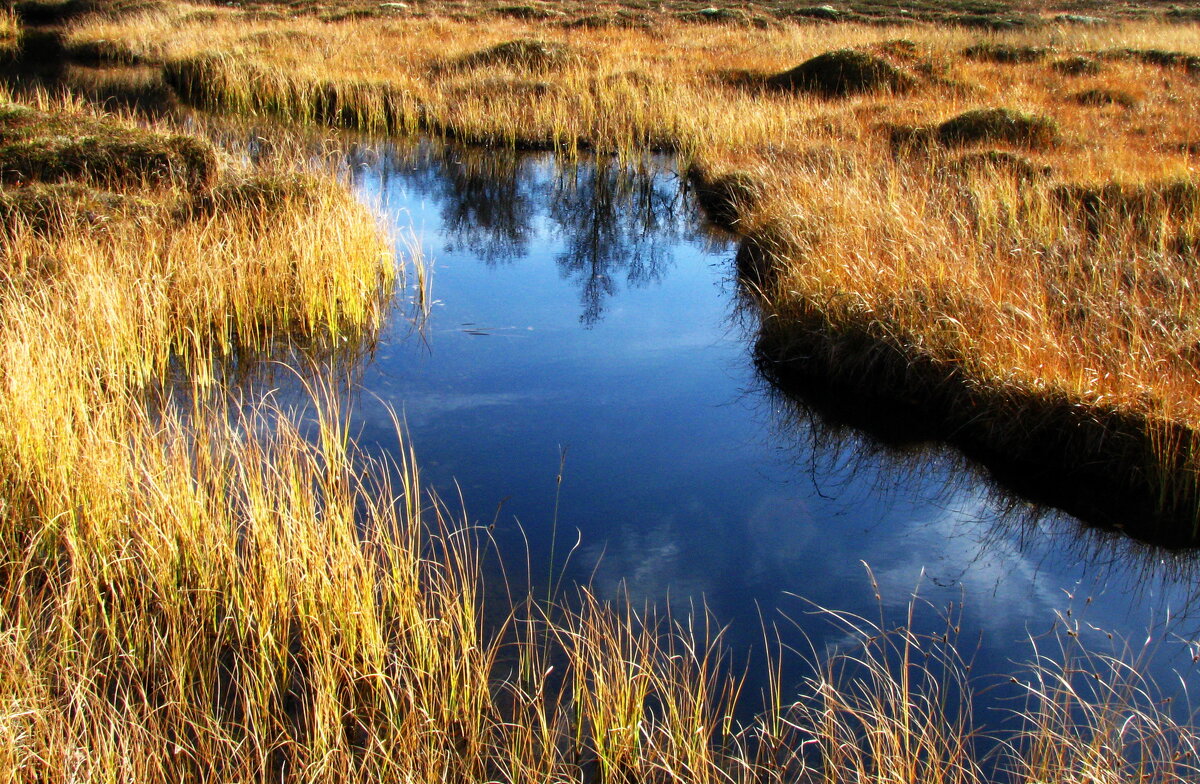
[6,1,1200,781]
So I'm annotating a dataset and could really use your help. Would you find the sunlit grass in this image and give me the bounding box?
[0,7,19,51]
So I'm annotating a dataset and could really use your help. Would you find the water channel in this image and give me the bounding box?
[287,138,1200,726]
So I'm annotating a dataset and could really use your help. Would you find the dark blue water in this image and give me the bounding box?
[340,140,1200,723]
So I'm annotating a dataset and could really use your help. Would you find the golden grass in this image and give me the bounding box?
[0,7,19,51]
[57,10,1200,159]
[5,8,1200,782]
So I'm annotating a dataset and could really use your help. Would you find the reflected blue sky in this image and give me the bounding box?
[343,141,1200,720]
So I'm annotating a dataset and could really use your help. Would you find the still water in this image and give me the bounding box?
[333,139,1198,721]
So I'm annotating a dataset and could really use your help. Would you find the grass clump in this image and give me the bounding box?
[680,6,750,24]
[0,181,154,235]
[948,149,1051,180]
[563,12,620,28]
[1052,55,1101,75]
[956,12,1040,31]
[935,107,1059,149]
[0,102,217,190]
[689,165,761,229]
[452,37,576,71]
[175,171,317,221]
[0,7,19,53]
[1072,87,1139,108]
[766,48,916,97]
[962,41,1050,63]
[1101,47,1200,72]
[782,4,845,22]
[495,3,564,20]
[62,35,143,64]
[1052,178,1200,238]
[1054,13,1107,25]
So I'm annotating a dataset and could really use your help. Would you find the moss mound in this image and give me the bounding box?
[935,108,1059,150]
[949,150,1052,180]
[1101,47,1200,73]
[1052,55,1101,76]
[679,7,750,24]
[956,13,1040,31]
[1054,13,1106,25]
[766,49,916,97]
[1072,88,1138,108]
[962,43,1050,63]
[0,103,216,191]
[564,13,617,28]
[782,4,844,22]
[495,4,564,21]
[453,38,575,71]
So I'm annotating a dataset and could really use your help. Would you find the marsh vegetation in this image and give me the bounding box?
[2,0,1200,782]
[45,0,1200,527]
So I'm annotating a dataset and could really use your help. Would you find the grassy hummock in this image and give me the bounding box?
[0,101,216,189]
[934,107,1060,149]
[766,48,916,96]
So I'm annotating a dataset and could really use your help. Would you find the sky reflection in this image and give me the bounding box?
[342,140,1200,714]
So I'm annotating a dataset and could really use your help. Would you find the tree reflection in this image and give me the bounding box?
[548,158,684,326]
[436,147,535,264]
[354,141,718,326]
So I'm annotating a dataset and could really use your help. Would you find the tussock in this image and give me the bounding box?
[766,48,916,96]
[935,107,1060,149]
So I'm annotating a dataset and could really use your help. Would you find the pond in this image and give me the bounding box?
[325,138,1200,724]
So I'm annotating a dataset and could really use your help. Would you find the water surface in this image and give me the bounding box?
[339,140,1199,723]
